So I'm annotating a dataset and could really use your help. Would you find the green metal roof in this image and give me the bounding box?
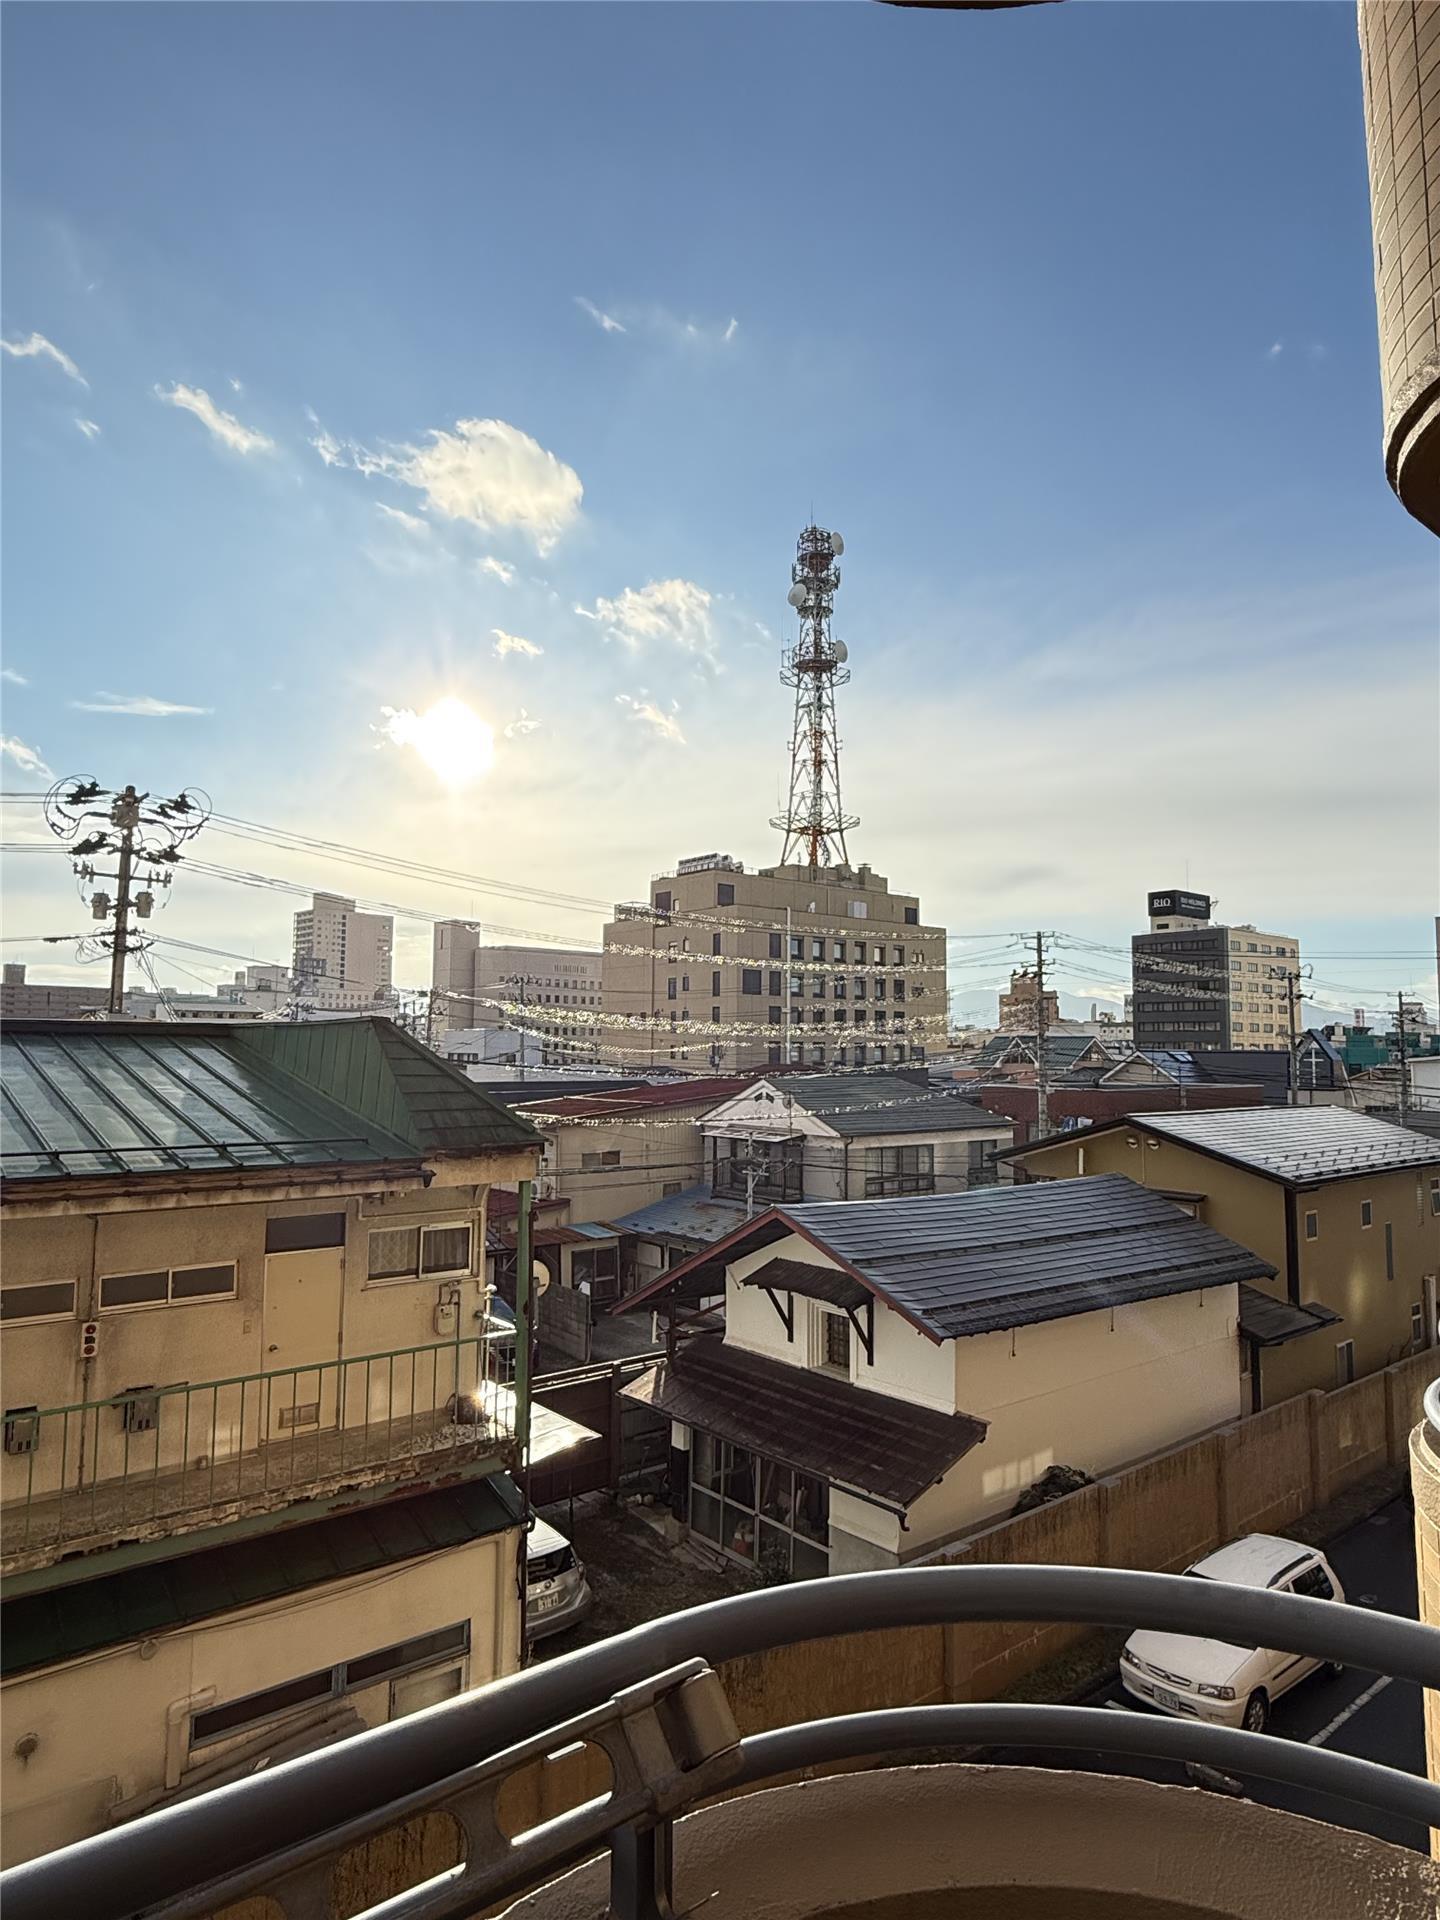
[1,1018,540,1184]
[0,1474,523,1676]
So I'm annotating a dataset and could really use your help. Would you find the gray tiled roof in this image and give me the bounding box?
[1237,1285,1342,1347]
[777,1074,1007,1138]
[1103,1106,1440,1185]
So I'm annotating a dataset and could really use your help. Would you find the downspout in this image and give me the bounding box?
[843,1137,850,1203]
[1283,1188,1301,1306]
[513,1175,534,1664]
[76,1214,101,1494]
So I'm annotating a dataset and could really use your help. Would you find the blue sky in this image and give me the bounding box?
[2,2,1435,1023]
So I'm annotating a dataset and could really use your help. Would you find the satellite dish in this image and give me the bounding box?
[834,640,848,663]
[830,532,845,556]
[533,1260,551,1296]
[786,583,808,610]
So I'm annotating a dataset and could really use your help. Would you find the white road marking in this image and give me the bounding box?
[1307,1675,1393,1747]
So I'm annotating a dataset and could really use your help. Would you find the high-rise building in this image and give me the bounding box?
[0,963,109,1020]
[430,924,601,1064]
[601,857,945,1075]
[292,893,394,1012]
[1358,0,1440,536]
[1131,889,1301,1054]
[998,969,1059,1033]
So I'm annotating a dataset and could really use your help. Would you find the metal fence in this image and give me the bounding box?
[0,1336,514,1568]
[3,1564,1437,1920]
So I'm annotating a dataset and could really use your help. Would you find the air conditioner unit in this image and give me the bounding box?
[4,1408,40,1456]
[119,1387,160,1434]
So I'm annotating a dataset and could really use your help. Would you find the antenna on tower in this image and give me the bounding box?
[770,524,858,871]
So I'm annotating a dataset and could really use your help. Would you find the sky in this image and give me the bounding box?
[2,1,1436,1029]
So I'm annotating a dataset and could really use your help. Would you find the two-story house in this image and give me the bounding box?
[0,1018,576,1868]
[621,1176,1270,1573]
[1002,1108,1440,1406]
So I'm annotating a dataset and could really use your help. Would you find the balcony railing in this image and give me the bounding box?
[3,1565,1437,1920]
[0,1336,515,1574]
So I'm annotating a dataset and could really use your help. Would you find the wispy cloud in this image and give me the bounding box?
[1267,340,1284,359]
[575,296,626,334]
[615,692,685,745]
[1,331,87,387]
[478,555,517,586]
[228,376,244,393]
[0,734,53,776]
[578,578,717,666]
[155,383,274,455]
[492,629,543,659]
[503,708,541,738]
[310,416,582,554]
[2,668,30,687]
[722,317,739,344]
[374,501,429,536]
[74,417,102,441]
[71,691,213,716]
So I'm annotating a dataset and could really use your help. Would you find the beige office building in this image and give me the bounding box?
[601,855,946,1075]
[291,893,394,1012]
[432,924,602,1064]
[1358,0,1440,535]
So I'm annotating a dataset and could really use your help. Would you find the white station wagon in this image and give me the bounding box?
[1121,1533,1345,1733]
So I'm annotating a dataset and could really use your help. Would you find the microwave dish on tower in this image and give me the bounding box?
[770,524,859,870]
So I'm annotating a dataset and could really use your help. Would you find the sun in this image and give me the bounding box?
[382,696,495,788]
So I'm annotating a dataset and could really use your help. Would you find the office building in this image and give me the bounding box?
[0,964,108,1021]
[292,893,394,1012]
[1358,0,1440,535]
[601,855,946,1075]
[431,923,601,1065]
[997,968,1059,1032]
[1131,889,1300,1053]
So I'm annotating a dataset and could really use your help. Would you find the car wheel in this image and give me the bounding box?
[1243,1690,1269,1734]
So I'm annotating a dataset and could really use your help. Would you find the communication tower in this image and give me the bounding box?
[770,524,858,869]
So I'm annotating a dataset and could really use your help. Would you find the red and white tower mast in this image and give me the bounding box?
[771,524,858,870]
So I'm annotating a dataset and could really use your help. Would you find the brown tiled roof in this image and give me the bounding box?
[622,1335,986,1509]
[737,1256,869,1311]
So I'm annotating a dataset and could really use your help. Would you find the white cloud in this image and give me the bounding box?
[723,317,739,344]
[581,578,717,665]
[492,629,543,659]
[71,691,212,716]
[1,331,87,387]
[1267,340,1284,359]
[228,376,244,393]
[504,708,541,738]
[155,383,274,455]
[615,692,685,745]
[478,555,517,585]
[575,296,626,334]
[311,417,581,554]
[375,502,430,536]
[1,734,53,777]
[2,668,30,686]
[74,417,101,441]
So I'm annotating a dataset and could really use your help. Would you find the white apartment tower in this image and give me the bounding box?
[292,893,394,1012]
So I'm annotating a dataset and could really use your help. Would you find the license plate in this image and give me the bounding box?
[532,1590,564,1614]
[1153,1687,1186,1714]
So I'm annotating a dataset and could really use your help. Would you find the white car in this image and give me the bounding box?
[1121,1534,1345,1733]
[525,1516,594,1642]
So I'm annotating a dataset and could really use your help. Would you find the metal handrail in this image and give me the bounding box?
[3,1564,1437,1920]
[1425,1374,1440,1451]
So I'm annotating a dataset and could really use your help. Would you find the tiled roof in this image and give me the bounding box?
[518,1077,749,1122]
[1,1018,539,1184]
[1237,1285,1342,1347]
[622,1336,986,1508]
[775,1074,1008,1138]
[1094,1107,1440,1185]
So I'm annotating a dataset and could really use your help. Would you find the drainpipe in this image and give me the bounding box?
[514,1177,533,1487]
[1282,1189,1301,1306]
[76,1215,101,1494]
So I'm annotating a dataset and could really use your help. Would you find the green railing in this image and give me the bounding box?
[0,1335,515,1569]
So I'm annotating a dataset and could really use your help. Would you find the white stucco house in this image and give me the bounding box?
[621,1175,1272,1574]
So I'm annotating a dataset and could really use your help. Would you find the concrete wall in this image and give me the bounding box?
[542,1112,708,1225]
[1409,1408,1440,1857]
[0,1526,522,1869]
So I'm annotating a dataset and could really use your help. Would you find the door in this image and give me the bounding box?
[1269,1560,1337,1696]
[262,1249,344,1439]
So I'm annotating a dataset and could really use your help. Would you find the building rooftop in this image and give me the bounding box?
[761,1074,1007,1138]
[622,1174,1272,1341]
[1063,1106,1440,1187]
[1117,1034,1347,1105]
[622,1335,986,1508]
[1236,1284,1342,1347]
[518,1077,750,1123]
[607,1183,749,1247]
[971,1033,1116,1072]
[0,1018,538,1185]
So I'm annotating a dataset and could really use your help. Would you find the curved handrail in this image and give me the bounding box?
[4,1564,1437,1920]
[1424,1373,1440,1450]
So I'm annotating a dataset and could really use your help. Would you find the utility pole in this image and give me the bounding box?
[1033,931,1051,1143]
[1397,992,1412,1125]
[106,787,141,1014]
[1275,964,1300,1108]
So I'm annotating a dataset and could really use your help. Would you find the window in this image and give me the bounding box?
[690,1436,828,1578]
[667,977,677,1001]
[848,900,869,920]
[894,979,906,1002]
[681,974,690,993]
[813,1007,826,1024]
[1413,1303,1426,1348]
[853,942,866,964]
[712,1005,721,1022]
[571,1244,621,1302]
[833,1008,846,1025]
[1360,1200,1373,1228]
[875,1044,887,1063]
[712,971,722,996]
[1430,1178,1440,1218]
[768,1006,783,1024]
[663,1182,683,1198]
[853,1008,866,1027]
[834,1046,847,1065]
[713,1136,803,1204]
[904,906,919,925]
[192,1624,470,1748]
[810,1044,825,1064]
[853,976,866,1000]
[265,1213,346,1253]
[864,1144,935,1197]
[100,1264,236,1311]
[768,932,782,959]
[712,933,723,954]
[892,946,904,965]
[832,941,846,962]
[769,971,783,997]
[580,1149,622,1172]
[1303,1211,1318,1241]
[789,974,804,998]
[767,1044,782,1066]
[811,975,826,999]
[811,939,825,962]
[1290,1562,1335,1601]
[1334,1339,1355,1386]
[366,1224,473,1282]
[821,1312,851,1373]
[874,977,886,1001]
[717,883,735,906]
[1,1281,77,1324]
[740,968,762,995]
[790,936,804,960]
[833,977,846,999]
[1385,1222,1394,1281]
[654,891,672,917]
[854,1045,867,1065]
[968,1139,997,1187]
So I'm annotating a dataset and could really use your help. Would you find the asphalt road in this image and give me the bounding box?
[987,1497,1429,1851]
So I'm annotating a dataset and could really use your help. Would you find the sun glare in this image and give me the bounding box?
[382,696,495,788]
